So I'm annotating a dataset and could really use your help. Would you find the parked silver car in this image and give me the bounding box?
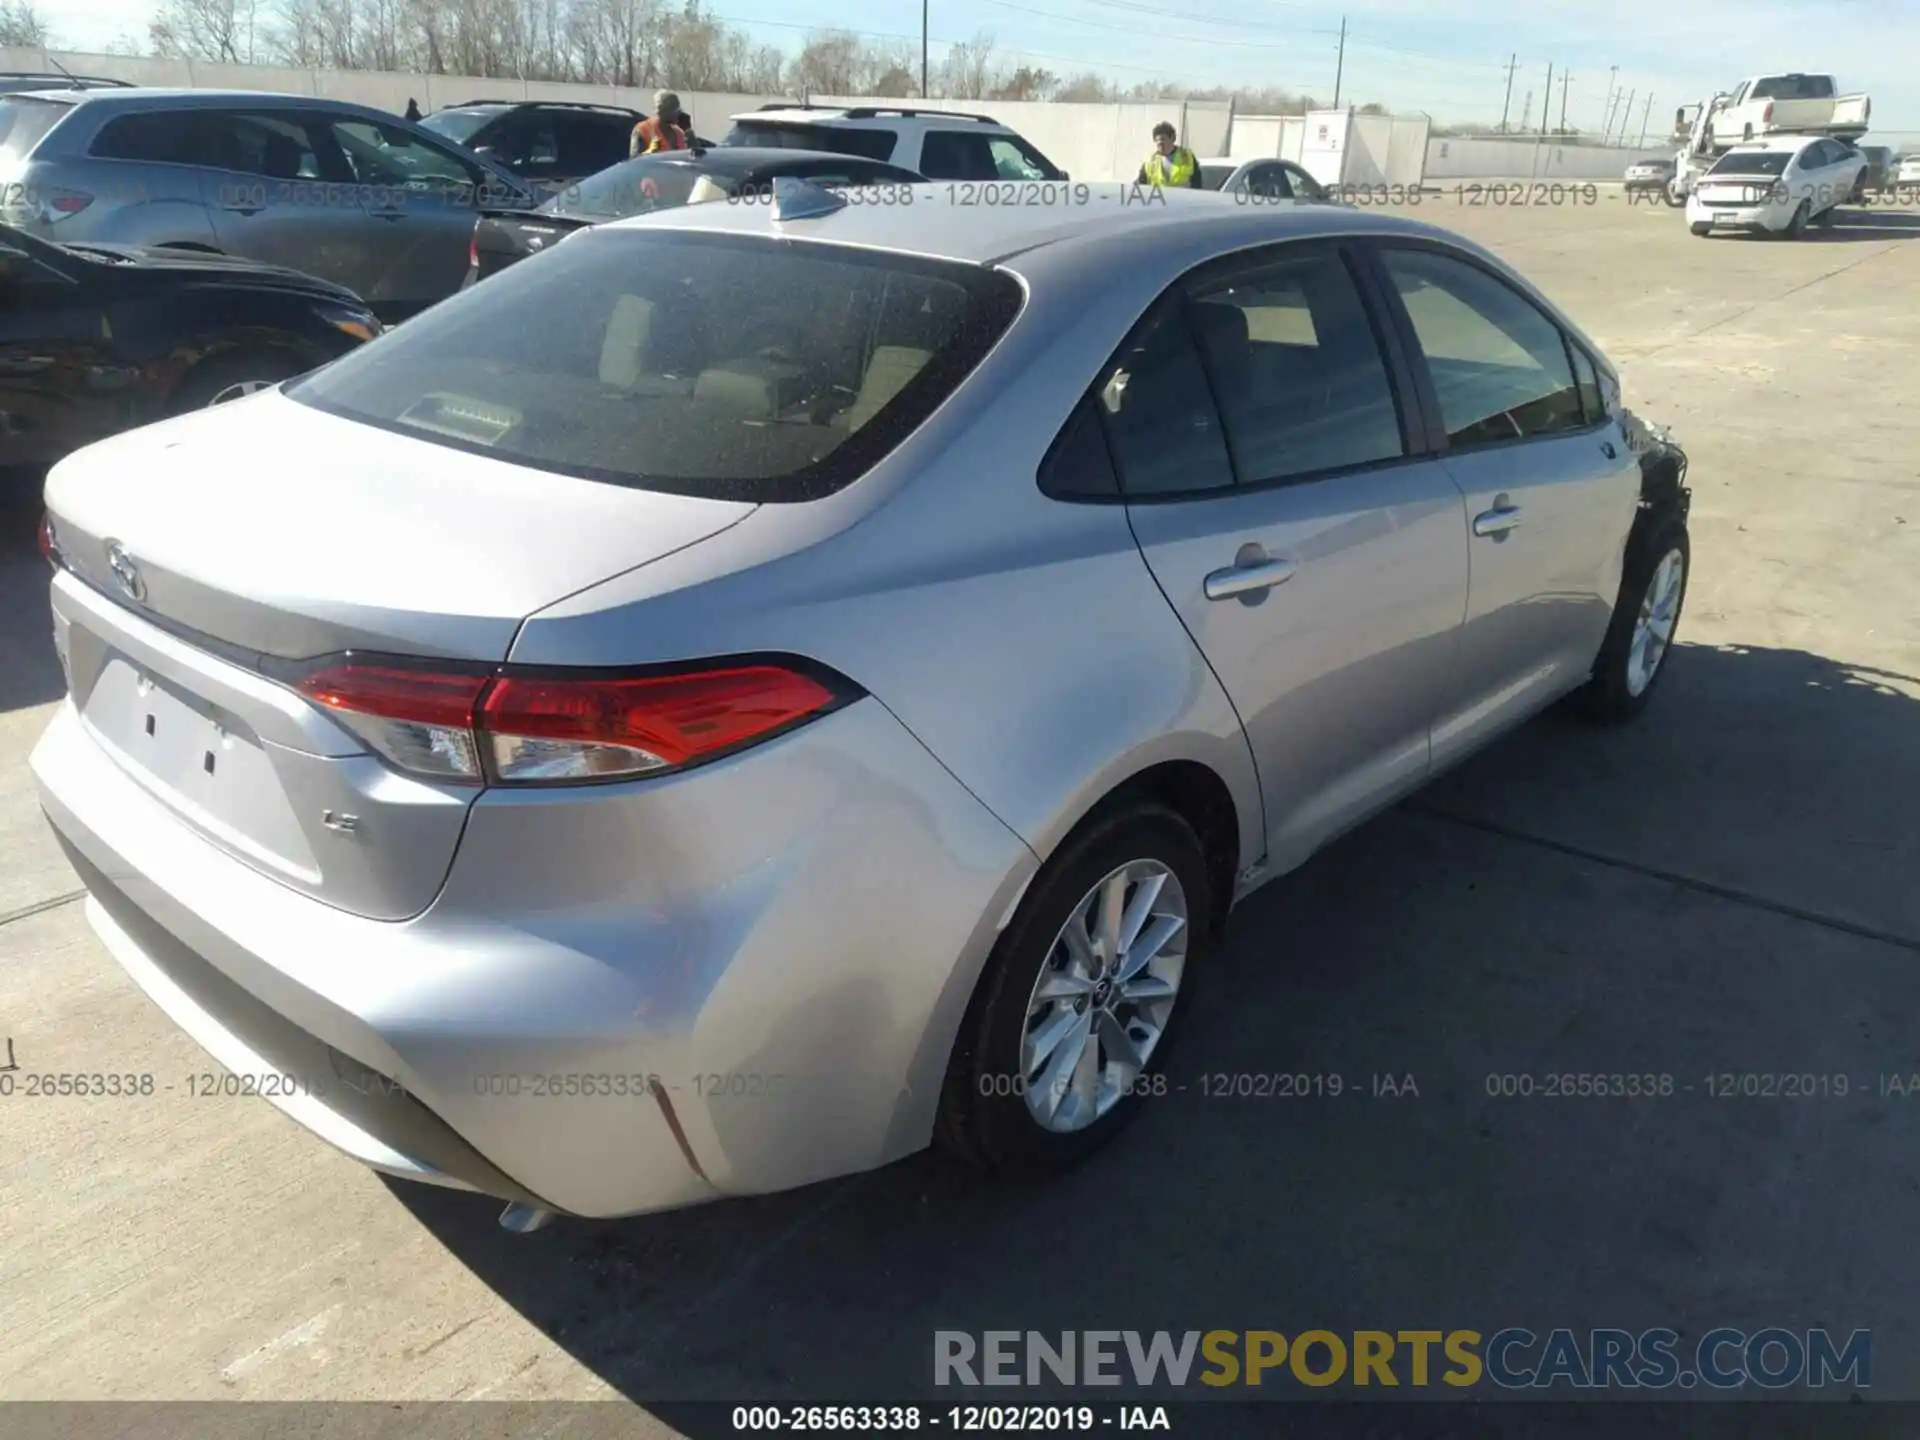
[0,88,535,319]
[32,183,1691,1225]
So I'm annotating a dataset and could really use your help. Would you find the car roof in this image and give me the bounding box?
[625,146,915,175]
[735,106,1010,131]
[436,98,641,116]
[6,86,384,110]
[601,180,1479,266]
[1728,135,1826,153]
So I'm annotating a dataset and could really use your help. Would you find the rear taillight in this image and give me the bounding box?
[1762,102,1774,124]
[468,223,479,270]
[38,512,58,567]
[294,658,853,786]
[297,663,491,780]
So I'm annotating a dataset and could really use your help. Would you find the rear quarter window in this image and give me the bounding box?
[288,229,1023,502]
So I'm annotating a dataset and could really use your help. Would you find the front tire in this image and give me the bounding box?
[1576,518,1690,722]
[1782,200,1810,238]
[1689,221,1712,236]
[936,801,1214,1178]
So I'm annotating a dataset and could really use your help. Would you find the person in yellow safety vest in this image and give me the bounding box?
[1137,121,1201,188]
[630,90,691,158]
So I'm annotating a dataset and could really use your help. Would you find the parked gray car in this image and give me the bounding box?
[1197,156,1333,201]
[0,88,536,319]
[32,184,1691,1226]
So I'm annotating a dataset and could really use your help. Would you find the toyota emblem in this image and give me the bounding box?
[104,540,146,603]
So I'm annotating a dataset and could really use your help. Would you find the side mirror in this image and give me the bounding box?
[1061,170,1071,180]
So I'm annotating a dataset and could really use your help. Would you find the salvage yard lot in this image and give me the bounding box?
[2,195,1918,1412]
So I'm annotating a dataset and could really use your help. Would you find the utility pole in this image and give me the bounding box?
[1540,62,1552,139]
[1499,53,1517,133]
[1333,16,1347,109]
[1559,69,1571,134]
[1613,88,1634,144]
[1519,90,1532,133]
[921,0,929,98]
[1638,92,1654,148]
[1602,64,1618,127]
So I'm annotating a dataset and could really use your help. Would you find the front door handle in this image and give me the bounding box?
[1600,439,1617,459]
[1472,502,1522,538]
[1204,555,1296,601]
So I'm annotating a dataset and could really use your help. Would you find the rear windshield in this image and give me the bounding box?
[1709,151,1790,177]
[1748,75,1834,100]
[544,156,707,218]
[721,121,896,162]
[0,96,73,160]
[288,229,1023,502]
[419,107,507,145]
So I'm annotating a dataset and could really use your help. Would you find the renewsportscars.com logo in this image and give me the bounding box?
[934,1328,1871,1391]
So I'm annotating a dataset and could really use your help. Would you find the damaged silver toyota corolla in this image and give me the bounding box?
[33,181,1690,1228]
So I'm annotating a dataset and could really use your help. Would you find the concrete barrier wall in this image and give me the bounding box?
[7,46,1676,183]
[1424,135,1671,180]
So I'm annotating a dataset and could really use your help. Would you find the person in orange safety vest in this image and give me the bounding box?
[630,90,691,157]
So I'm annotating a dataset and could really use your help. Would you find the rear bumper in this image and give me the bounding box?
[33,692,1036,1218]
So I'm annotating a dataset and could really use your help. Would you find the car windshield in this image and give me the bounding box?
[543,157,708,218]
[1709,152,1790,177]
[287,229,1024,503]
[419,107,507,145]
[0,96,72,160]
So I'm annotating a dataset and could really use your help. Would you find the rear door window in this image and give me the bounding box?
[89,108,204,163]
[287,229,1023,502]
[917,131,1061,180]
[557,115,629,175]
[1093,301,1234,497]
[721,121,897,162]
[1187,248,1404,483]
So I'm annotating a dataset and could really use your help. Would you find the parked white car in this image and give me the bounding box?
[1686,136,1864,237]
[720,104,1067,182]
[1898,154,1920,185]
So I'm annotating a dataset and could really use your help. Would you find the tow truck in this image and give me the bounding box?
[1666,74,1871,201]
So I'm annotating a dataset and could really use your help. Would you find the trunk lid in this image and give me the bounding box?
[44,391,754,919]
[45,389,755,661]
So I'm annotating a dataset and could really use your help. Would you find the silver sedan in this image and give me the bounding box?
[32,183,1691,1225]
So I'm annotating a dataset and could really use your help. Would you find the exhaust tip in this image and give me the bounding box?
[499,1202,555,1234]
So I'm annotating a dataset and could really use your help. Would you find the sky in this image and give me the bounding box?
[31,0,1920,132]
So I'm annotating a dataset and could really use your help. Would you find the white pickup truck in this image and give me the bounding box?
[1705,74,1870,147]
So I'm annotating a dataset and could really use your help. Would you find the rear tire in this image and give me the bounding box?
[1575,517,1690,723]
[936,801,1214,1179]
[167,351,307,415]
[1689,221,1712,236]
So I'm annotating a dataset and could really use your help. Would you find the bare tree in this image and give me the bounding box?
[788,28,862,97]
[939,30,998,100]
[990,65,1055,102]
[149,0,263,62]
[0,0,51,46]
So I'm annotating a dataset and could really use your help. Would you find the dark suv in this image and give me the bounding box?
[420,100,709,193]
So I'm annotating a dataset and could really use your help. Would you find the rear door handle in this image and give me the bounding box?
[1472,503,1522,538]
[1204,556,1296,601]
[368,210,407,221]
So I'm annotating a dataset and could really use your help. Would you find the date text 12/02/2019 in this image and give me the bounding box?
[730,1405,1171,1431]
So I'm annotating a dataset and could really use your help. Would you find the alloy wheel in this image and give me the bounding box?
[1627,548,1685,696]
[207,379,277,406]
[1019,859,1189,1133]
